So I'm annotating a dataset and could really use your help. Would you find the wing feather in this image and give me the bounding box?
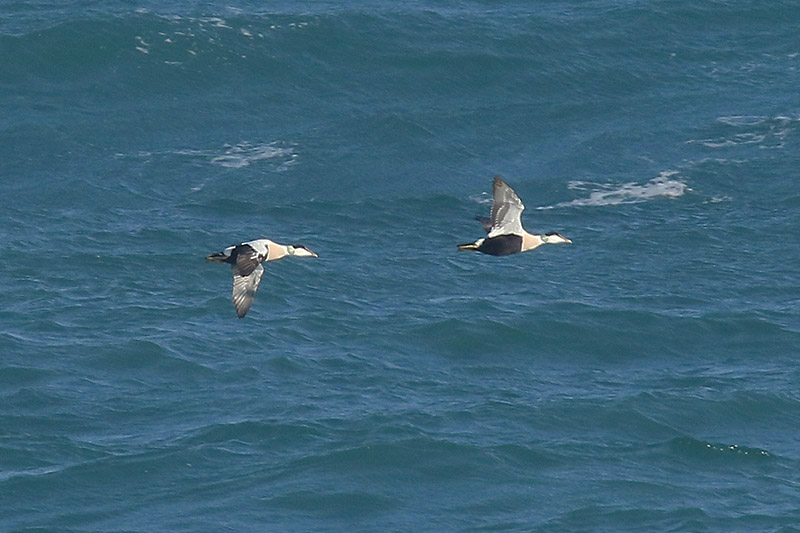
[475,216,493,233]
[231,263,265,318]
[488,176,526,237]
[234,243,265,278]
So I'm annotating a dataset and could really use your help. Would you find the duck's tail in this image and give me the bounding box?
[205,252,228,263]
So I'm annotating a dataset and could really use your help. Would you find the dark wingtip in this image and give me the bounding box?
[493,175,510,190]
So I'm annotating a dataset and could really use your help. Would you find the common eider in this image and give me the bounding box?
[458,176,572,256]
[206,239,318,318]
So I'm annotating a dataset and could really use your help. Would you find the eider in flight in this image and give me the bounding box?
[458,176,572,256]
[206,239,318,318]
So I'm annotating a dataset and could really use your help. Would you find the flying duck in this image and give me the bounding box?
[458,176,572,256]
[206,239,318,318]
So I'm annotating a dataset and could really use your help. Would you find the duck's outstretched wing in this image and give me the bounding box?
[488,176,526,238]
[234,243,268,276]
[231,263,264,318]
[475,216,493,233]
[230,244,267,318]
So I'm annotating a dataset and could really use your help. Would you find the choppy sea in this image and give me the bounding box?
[2,1,800,531]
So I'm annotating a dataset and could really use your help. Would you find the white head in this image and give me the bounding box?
[542,232,572,245]
[289,244,319,258]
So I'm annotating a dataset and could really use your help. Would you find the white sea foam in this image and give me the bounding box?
[688,114,799,150]
[468,192,493,205]
[542,171,689,209]
[204,17,232,29]
[704,195,732,204]
[135,35,149,54]
[209,141,297,169]
[717,115,767,127]
[185,142,296,192]
[120,141,298,183]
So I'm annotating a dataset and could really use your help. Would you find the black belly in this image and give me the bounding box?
[478,235,523,256]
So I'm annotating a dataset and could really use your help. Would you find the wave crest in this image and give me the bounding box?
[543,171,688,208]
[688,114,800,150]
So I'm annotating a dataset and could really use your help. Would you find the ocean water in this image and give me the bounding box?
[2,1,800,531]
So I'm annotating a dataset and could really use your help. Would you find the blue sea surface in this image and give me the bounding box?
[2,1,800,531]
